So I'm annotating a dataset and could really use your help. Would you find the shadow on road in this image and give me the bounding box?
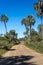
[0,47,16,51]
[0,55,37,65]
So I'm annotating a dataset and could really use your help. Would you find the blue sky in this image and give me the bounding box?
[0,0,41,38]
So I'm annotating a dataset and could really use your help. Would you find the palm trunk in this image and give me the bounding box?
[4,21,7,34]
[40,16,42,37]
[25,24,27,39]
[30,25,32,40]
[4,21,8,47]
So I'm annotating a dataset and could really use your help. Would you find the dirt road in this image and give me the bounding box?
[0,42,43,65]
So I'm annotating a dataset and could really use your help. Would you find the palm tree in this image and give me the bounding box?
[38,24,43,37]
[23,28,29,39]
[34,0,43,36]
[22,18,28,30]
[21,15,35,40]
[26,15,35,39]
[0,14,8,33]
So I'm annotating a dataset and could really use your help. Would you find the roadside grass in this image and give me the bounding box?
[0,41,15,57]
[24,40,43,54]
[0,49,6,58]
[0,39,20,58]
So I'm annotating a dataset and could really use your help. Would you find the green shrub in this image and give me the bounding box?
[31,35,42,42]
[25,41,43,53]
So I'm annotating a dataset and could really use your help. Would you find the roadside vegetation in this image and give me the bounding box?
[0,14,20,57]
[24,38,43,54]
[0,30,19,57]
[21,0,43,54]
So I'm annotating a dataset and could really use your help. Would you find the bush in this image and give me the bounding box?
[31,35,42,42]
[25,40,43,54]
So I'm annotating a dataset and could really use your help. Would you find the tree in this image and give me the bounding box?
[38,24,43,37]
[23,27,29,39]
[22,18,28,30]
[26,15,35,40]
[31,28,38,36]
[4,30,18,43]
[9,30,17,41]
[34,0,43,36]
[22,18,29,39]
[0,14,8,33]
[21,15,35,40]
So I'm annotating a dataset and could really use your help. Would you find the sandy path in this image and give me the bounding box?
[0,42,43,65]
